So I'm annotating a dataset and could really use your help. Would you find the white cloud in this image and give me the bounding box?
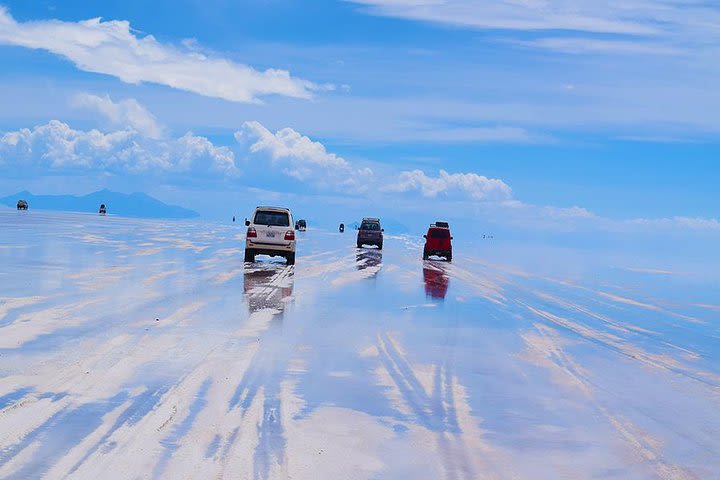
[71,93,163,139]
[393,125,542,143]
[235,121,373,190]
[347,0,720,77]
[348,0,661,35]
[388,169,512,200]
[0,120,237,176]
[0,7,324,103]
[625,216,720,232]
[518,38,684,56]
[347,0,719,39]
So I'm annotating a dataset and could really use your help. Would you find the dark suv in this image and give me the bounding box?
[357,217,383,249]
[423,222,452,261]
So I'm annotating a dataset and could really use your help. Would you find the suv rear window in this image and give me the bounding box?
[361,222,380,231]
[429,229,450,238]
[255,211,290,227]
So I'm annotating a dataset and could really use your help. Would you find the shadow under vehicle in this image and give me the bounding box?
[16,199,28,210]
[423,263,450,299]
[243,264,295,314]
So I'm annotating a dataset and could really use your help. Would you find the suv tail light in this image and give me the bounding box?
[284,230,295,241]
[247,227,257,238]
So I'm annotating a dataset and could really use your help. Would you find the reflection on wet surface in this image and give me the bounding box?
[1,211,720,479]
[356,249,382,273]
[423,262,449,300]
[243,263,294,313]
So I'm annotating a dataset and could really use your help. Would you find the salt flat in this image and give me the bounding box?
[0,211,718,479]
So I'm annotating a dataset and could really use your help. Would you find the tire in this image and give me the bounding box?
[244,249,255,263]
[286,252,296,265]
[357,242,363,249]
[446,252,452,262]
[423,249,429,260]
[377,242,383,250]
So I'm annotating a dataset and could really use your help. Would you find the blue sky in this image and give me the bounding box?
[0,0,718,235]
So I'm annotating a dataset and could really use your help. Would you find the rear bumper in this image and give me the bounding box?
[246,240,295,255]
[357,235,383,244]
[424,249,451,257]
[357,240,382,246]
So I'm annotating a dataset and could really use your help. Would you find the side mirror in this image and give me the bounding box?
[450,236,453,240]
[245,219,250,227]
[381,229,384,232]
[423,235,427,239]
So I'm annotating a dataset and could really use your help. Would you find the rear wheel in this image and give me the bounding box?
[377,242,383,250]
[446,252,452,262]
[423,249,429,260]
[286,252,296,265]
[244,249,255,263]
[357,242,363,249]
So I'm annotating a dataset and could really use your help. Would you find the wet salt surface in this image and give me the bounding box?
[0,210,719,479]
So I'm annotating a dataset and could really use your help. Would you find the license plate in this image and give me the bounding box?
[265,231,276,238]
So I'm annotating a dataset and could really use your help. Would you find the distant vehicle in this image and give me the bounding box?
[357,217,383,249]
[295,219,307,231]
[423,222,452,261]
[99,204,107,215]
[16,199,28,210]
[244,206,296,265]
[339,223,345,233]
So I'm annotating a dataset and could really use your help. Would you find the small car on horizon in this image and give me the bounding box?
[357,217,383,249]
[16,199,28,210]
[244,206,296,265]
[423,222,452,261]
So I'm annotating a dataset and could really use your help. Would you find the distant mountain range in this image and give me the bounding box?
[0,189,199,219]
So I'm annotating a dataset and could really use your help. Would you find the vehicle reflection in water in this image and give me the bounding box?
[243,264,295,313]
[356,249,383,276]
[423,262,450,300]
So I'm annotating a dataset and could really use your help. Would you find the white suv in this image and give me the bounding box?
[244,206,296,265]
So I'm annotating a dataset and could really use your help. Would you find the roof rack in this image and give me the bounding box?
[256,206,290,211]
[362,217,380,222]
[432,221,449,228]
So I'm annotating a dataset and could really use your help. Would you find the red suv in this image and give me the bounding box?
[423,222,452,261]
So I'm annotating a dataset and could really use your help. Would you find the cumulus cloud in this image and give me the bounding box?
[72,93,163,139]
[388,169,512,201]
[236,121,517,201]
[0,7,324,103]
[235,121,373,190]
[0,120,237,176]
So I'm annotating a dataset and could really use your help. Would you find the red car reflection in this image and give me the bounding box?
[423,265,449,299]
